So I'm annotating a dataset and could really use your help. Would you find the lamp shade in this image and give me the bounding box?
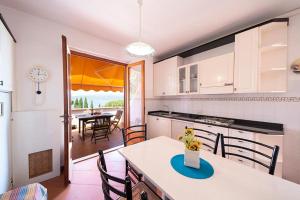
[126,41,155,57]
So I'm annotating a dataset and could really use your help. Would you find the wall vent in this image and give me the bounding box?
[28,149,53,178]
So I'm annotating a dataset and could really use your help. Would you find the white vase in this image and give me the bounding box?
[184,148,200,169]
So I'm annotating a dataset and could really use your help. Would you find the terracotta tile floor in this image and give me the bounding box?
[42,150,125,200]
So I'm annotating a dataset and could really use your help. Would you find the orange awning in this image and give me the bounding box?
[70,54,125,92]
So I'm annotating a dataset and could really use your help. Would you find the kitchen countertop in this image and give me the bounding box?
[148,110,284,135]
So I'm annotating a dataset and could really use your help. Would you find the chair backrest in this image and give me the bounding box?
[115,110,123,121]
[97,150,133,200]
[122,124,147,146]
[186,127,220,154]
[220,134,279,175]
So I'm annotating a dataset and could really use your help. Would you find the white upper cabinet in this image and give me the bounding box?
[199,52,234,94]
[177,62,199,95]
[234,27,259,93]
[153,56,182,96]
[0,21,15,92]
[258,22,288,93]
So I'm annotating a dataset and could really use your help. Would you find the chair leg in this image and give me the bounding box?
[125,160,129,176]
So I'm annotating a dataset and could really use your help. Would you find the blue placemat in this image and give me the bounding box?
[170,154,214,179]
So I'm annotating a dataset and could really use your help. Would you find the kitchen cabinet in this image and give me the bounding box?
[228,129,255,167]
[194,123,228,155]
[254,133,283,177]
[153,56,182,96]
[199,52,234,94]
[234,27,259,93]
[177,62,199,95]
[258,22,288,93]
[228,128,283,177]
[234,22,288,94]
[171,120,193,140]
[147,115,171,139]
[0,20,15,92]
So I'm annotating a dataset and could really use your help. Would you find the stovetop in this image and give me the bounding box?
[194,117,234,126]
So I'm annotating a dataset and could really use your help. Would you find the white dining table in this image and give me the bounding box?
[118,136,300,200]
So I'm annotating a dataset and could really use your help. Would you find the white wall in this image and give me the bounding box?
[0,5,134,187]
[147,12,300,184]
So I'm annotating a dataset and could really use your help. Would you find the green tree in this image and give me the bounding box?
[84,97,89,108]
[104,100,124,107]
[90,100,94,109]
[79,97,83,108]
[74,98,79,108]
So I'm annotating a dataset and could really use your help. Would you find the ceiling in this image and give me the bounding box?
[1,0,300,59]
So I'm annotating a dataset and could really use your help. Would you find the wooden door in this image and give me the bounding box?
[62,35,72,184]
[234,28,259,93]
[125,60,145,128]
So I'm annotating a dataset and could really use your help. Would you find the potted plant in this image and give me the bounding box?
[179,128,202,169]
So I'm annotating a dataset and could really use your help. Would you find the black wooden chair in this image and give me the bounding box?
[220,134,280,175]
[122,124,147,183]
[185,127,220,154]
[97,150,161,200]
[91,118,110,143]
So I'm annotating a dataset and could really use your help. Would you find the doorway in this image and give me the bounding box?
[69,51,126,160]
[62,35,146,184]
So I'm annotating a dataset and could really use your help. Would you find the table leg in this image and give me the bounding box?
[78,119,81,133]
[82,120,85,141]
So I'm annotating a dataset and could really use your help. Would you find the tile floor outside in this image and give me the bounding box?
[72,128,124,160]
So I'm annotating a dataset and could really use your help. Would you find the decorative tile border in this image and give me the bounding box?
[146,97,300,102]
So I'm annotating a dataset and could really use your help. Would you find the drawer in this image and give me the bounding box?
[194,129,216,140]
[229,156,254,168]
[229,129,254,140]
[194,123,214,131]
[229,146,254,159]
[229,138,254,149]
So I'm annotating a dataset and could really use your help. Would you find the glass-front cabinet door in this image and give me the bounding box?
[188,63,198,93]
[178,66,187,94]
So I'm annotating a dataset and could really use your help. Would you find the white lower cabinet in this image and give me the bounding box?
[194,123,228,155]
[228,128,283,177]
[228,129,255,167]
[254,134,283,177]
[147,116,171,139]
[171,120,193,140]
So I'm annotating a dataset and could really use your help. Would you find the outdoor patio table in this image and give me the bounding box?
[77,113,114,140]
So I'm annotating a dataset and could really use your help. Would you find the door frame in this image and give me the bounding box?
[125,60,145,128]
[62,44,128,182]
[62,35,71,184]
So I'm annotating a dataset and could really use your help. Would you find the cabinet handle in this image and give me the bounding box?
[238,149,244,153]
[0,81,3,86]
[238,140,244,143]
[238,159,244,162]
[199,83,202,86]
[224,83,233,86]
[234,88,237,91]
[207,125,212,128]
[156,118,159,120]
[162,92,165,95]
[238,130,244,133]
